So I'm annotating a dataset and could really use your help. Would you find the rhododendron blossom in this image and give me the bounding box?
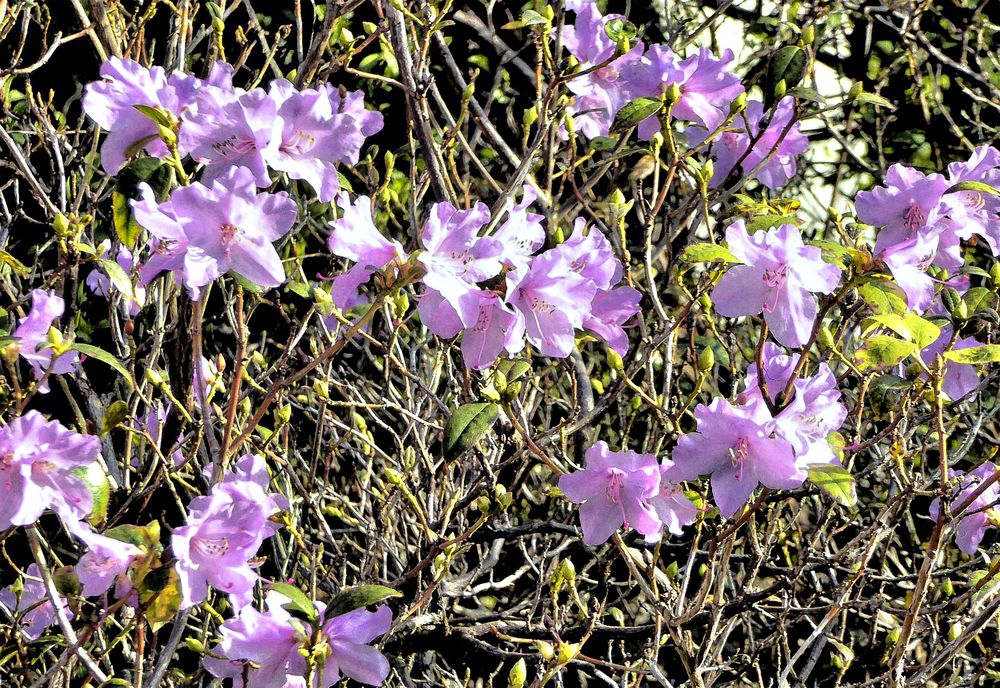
[73,525,144,598]
[713,221,841,347]
[0,564,71,641]
[930,462,1000,554]
[13,289,79,392]
[172,454,285,609]
[920,325,980,401]
[559,441,661,545]
[670,398,804,517]
[0,410,100,528]
[646,459,699,541]
[205,590,393,687]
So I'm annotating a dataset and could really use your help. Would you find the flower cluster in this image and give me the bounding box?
[171,454,287,609]
[561,1,807,189]
[328,190,641,369]
[558,441,697,545]
[670,344,847,517]
[205,590,393,687]
[856,145,1000,312]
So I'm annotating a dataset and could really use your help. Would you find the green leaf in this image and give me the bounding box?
[964,287,995,314]
[679,242,739,264]
[766,45,807,95]
[444,402,499,459]
[106,520,161,551]
[588,136,617,152]
[944,345,1000,364]
[855,336,918,371]
[857,280,907,315]
[324,585,402,619]
[853,90,896,109]
[809,463,857,507]
[611,97,663,133]
[73,343,135,389]
[603,17,637,43]
[495,359,532,385]
[747,214,799,233]
[501,9,548,29]
[112,192,143,249]
[271,582,318,622]
[99,258,136,302]
[141,567,181,632]
[870,312,941,349]
[133,104,174,129]
[944,180,1000,197]
[101,400,130,437]
[72,461,110,526]
[0,249,29,277]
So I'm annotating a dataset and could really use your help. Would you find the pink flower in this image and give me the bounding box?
[205,589,394,687]
[713,221,841,348]
[930,462,1000,555]
[669,398,804,518]
[559,441,662,545]
[133,166,297,299]
[645,459,699,540]
[920,325,980,401]
[172,455,285,609]
[0,410,100,528]
[72,523,144,598]
[0,564,71,641]
[583,286,641,356]
[13,289,79,392]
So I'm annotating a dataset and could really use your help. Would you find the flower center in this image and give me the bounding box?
[729,437,751,480]
[902,202,927,232]
[281,129,317,156]
[211,135,256,158]
[606,468,626,504]
[192,535,230,559]
[960,191,986,211]
[762,264,788,289]
[529,295,554,314]
[220,223,239,247]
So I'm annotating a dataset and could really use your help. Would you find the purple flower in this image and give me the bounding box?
[72,523,143,598]
[492,186,546,271]
[560,3,644,138]
[645,459,699,541]
[548,218,621,291]
[505,250,597,358]
[920,325,980,401]
[172,454,285,609]
[691,98,808,189]
[205,589,393,687]
[87,240,146,316]
[669,397,804,518]
[13,289,79,392]
[713,222,841,348]
[327,194,407,310]
[0,411,100,528]
[772,364,848,467]
[943,145,1000,255]
[880,231,940,313]
[930,462,1000,555]
[134,166,297,299]
[558,441,662,546]
[856,164,950,256]
[626,47,744,138]
[583,286,641,355]
[0,564,71,641]
[265,81,384,202]
[417,201,501,327]
[738,341,799,405]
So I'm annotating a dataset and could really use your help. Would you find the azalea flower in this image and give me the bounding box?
[133,165,297,299]
[13,289,79,392]
[0,410,100,528]
[713,221,841,348]
[944,145,1000,254]
[72,523,144,598]
[930,462,1000,554]
[0,564,71,641]
[558,441,662,545]
[172,454,285,609]
[645,458,699,541]
[583,286,642,355]
[669,397,804,518]
[492,186,546,271]
[205,589,393,687]
[920,324,980,401]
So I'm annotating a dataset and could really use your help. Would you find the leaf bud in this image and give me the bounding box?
[507,658,528,688]
[697,347,715,371]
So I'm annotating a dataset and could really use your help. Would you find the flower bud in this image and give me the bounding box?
[507,658,528,688]
[145,368,165,386]
[536,641,555,660]
[606,348,624,373]
[948,622,962,641]
[848,81,864,100]
[990,262,1000,289]
[729,92,747,116]
[697,347,715,371]
[665,83,682,105]
[53,213,71,237]
[801,24,815,46]
[774,78,787,100]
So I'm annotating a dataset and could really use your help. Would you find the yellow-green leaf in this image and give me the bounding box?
[324,584,402,619]
[858,280,907,316]
[944,345,1000,364]
[73,343,134,389]
[855,336,917,371]
[870,312,941,349]
[680,243,739,264]
[444,402,499,459]
[809,463,857,507]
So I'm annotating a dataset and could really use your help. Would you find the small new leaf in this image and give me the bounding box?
[324,585,402,619]
[444,402,499,459]
[271,582,318,622]
[809,463,857,507]
[611,98,662,133]
[679,243,739,264]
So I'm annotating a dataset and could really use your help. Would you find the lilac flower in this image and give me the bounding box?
[549,218,621,291]
[880,231,940,312]
[505,250,597,358]
[713,222,841,348]
[417,201,501,327]
[265,81,384,202]
[645,459,699,541]
[669,397,803,518]
[87,240,146,316]
[134,166,297,298]
[943,145,1000,255]
[626,47,744,138]
[772,364,848,467]
[83,58,235,173]
[930,462,1000,554]
[920,325,980,401]
[738,341,799,405]
[205,590,394,687]
[0,564,71,641]
[172,454,285,609]
[583,286,641,355]
[0,410,100,528]
[558,441,662,546]
[856,164,950,257]
[492,186,546,271]
[72,524,143,598]
[13,289,79,392]
[691,98,808,189]
[327,194,407,310]
[561,3,644,138]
